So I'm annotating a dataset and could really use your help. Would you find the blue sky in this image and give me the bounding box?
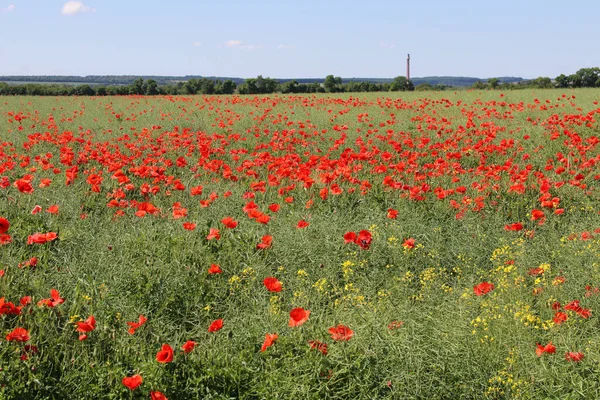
[0,0,598,78]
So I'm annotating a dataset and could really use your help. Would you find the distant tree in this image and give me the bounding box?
[555,74,569,88]
[487,78,500,89]
[415,83,433,91]
[389,76,413,91]
[281,80,300,93]
[472,80,487,90]
[324,75,342,93]
[71,84,95,96]
[129,78,145,95]
[216,79,236,94]
[143,79,159,95]
[532,77,552,89]
[96,86,107,96]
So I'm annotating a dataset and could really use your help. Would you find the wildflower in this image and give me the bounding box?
[565,352,585,362]
[6,327,30,342]
[122,374,143,390]
[261,333,278,352]
[309,340,328,355]
[289,307,310,327]
[208,264,223,275]
[535,342,556,357]
[208,319,224,332]
[0,217,9,234]
[328,324,354,341]
[473,282,494,296]
[181,340,196,354]
[156,344,174,363]
[127,315,147,335]
[263,277,282,292]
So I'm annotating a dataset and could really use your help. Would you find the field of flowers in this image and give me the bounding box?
[0,90,599,399]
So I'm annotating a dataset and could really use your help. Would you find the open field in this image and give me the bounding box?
[1,90,599,399]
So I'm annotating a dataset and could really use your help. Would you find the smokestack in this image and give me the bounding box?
[406,54,410,81]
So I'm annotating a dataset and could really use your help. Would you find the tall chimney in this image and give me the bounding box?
[406,54,411,81]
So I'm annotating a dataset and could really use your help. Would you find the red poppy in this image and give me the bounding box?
[355,230,373,250]
[261,333,278,352]
[156,343,174,363]
[504,223,523,231]
[535,342,556,357]
[27,232,58,245]
[208,264,222,275]
[263,277,282,292]
[151,392,168,400]
[31,205,42,215]
[122,374,143,390]
[206,228,221,240]
[289,307,310,327]
[127,315,147,335]
[565,352,585,362]
[75,315,96,340]
[182,222,196,231]
[208,319,224,332]
[531,209,545,221]
[256,235,273,249]
[0,234,11,245]
[297,220,309,229]
[308,340,328,355]
[221,217,238,229]
[553,311,568,324]
[402,238,415,249]
[20,344,38,361]
[6,327,30,342]
[343,232,357,244]
[268,204,280,212]
[181,340,196,354]
[387,321,404,330]
[37,289,65,308]
[18,257,38,269]
[473,282,494,296]
[0,217,9,234]
[47,205,59,214]
[387,208,398,219]
[328,324,354,341]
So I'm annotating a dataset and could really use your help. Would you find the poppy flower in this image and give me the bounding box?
[387,208,398,219]
[156,344,174,363]
[343,232,357,244]
[127,315,147,335]
[0,234,11,245]
[535,342,556,357]
[387,321,404,330]
[565,352,585,362]
[18,257,38,269]
[20,344,38,361]
[256,235,273,249]
[75,315,96,340]
[355,230,373,250]
[31,205,42,215]
[553,311,568,324]
[207,228,221,240]
[6,327,30,342]
[263,277,282,292]
[504,223,523,231]
[261,333,278,352]
[208,319,224,332]
[221,217,238,229]
[208,264,222,275]
[402,238,415,249]
[182,222,196,231]
[289,307,310,327]
[531,209,545,221]
[37,289,65,308]
[122,374,143,390]
[268,204,280,212]
[181,340,196,354]
[308,340,328,355]
[151,392,168,400]
[297,220,309,229]
[328,324,354,341]
[47,205,59,214]
[0,217,9,234]
[473,282,494,296]
[27,232,58,245]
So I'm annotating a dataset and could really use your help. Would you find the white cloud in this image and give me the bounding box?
[225,40,242,48]
[1,4,15,12]
[380,42,396,49]
[61,1,95,16]
[277,44,295,50]
[224,40,262,50]
[192,42,202,47]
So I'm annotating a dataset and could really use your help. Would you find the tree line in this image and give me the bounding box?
[472,68,600,90]
[0,75,415,96]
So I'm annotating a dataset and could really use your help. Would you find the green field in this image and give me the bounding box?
[1,90,599,399]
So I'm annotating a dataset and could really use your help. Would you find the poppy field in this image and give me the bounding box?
[1,90,599,399]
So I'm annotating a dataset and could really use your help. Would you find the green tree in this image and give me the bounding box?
[487,78,500,89]
[324,75,342,93]
[143,79,159,95]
